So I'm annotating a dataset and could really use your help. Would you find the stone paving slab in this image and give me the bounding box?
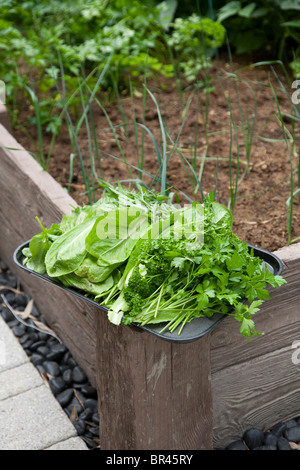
[0,315,28,372]
[0,362,43,401]
[45,437,89,450]
[0,315,88,450]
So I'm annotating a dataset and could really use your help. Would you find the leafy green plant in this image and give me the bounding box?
[233,59,300,245]
[215,0,300,73]
[55,56,113,204]
[0,0,226,169]
[216,46,258,213]
[265,63,300,244]
[166,14,225,82]
[22,181,286,339]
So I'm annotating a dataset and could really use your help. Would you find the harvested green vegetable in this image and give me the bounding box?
[22,181,286,339]
[45,216,98,277]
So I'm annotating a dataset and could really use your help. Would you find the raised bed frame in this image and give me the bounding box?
[1,121,300,449]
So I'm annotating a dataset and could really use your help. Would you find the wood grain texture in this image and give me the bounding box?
[210,255,300,372]
[211,244,300,448]
[212,344,300,448]
[0,124,97,384]
[0,125,213,449]
[2,123,300,450]
[95,313,213,450]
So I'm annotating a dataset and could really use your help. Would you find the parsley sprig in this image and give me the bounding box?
[105,191,286,339]
[23,184,286,339]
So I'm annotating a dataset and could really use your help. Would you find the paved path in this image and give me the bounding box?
[0,108,87,450]
[0,315,88,450]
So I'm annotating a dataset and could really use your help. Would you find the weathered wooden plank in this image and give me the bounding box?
[212,344,300,448]
[0,124,97,384]
[95,314,213,450]
[211,243,300,448]
[2,122,300,450]
[274,242,300,264]
[0,124,214,449]
[210,243,300,372]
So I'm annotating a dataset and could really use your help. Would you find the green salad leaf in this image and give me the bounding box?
[22,181,286,339]
[45,216,98,277]
[22,217,61,275]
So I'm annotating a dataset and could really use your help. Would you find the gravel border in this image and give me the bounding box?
[0,259,100,450]
[2,259,300,451]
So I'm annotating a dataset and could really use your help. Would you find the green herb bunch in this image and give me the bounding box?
[22,181,286,339]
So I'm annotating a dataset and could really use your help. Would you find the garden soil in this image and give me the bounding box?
[13,56,300,252]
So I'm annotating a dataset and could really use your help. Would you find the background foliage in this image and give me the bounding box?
[0,0,225,131]
[2,0,300,133]
[1,0,300,244]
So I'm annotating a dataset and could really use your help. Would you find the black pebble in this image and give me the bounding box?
[80,384,97,398]
[30,353,44,366]
[80,408,93,422]
[4,274,17,288]
[14,294,28,308]
[72,366,88,384]
[67,357,77,369]
[28,332,39,343]
[67,397,84,414]
[5,292,17,305]
[59,364,68,374]
[285,424,300,443]
[285,419,298,429]
[73,419,86,436]
[253,445,277,450]
[271,422,287,437]
[62,368,73,385]
[225,440,247,450]
[56,388,74,408]
[263,432,278,447]
[87,426,99,438]
[1,307,14,322]
[30,340,46,352]
[43,360,61,377]
[19,333,30,344]
[38,332,50,342]
[46,343,68,361]
[49,377,66,395]
[12,325,27,337]
[243,428,264,450]
[84,398,98,413]
[75,390,86,403]
[36,346,50,357]
[82,437,98,449]
[277,436,291,450]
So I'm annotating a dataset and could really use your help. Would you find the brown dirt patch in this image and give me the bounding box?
[12,56,300,252]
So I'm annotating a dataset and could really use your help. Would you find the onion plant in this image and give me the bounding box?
[252,60,300,244]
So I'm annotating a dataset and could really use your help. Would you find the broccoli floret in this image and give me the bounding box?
[123,269,155,315]
[109,236,191,326]
[123,258,166,315]
[123,290,143,316]
[126,269,153,298]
